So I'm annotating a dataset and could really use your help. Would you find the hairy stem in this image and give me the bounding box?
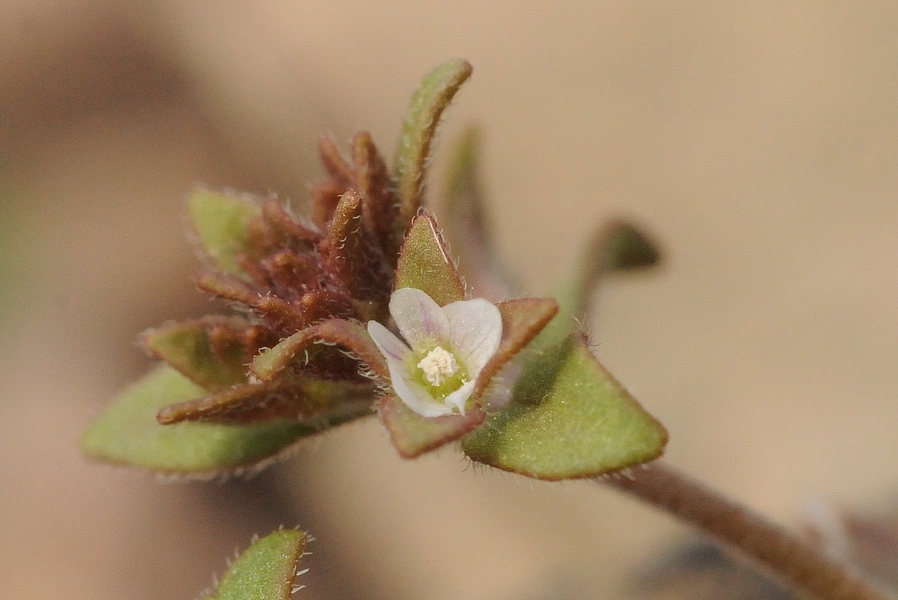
[603,461,896,600]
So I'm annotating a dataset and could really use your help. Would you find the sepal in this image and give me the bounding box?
[378,394,486,458]
[395,213,465,306]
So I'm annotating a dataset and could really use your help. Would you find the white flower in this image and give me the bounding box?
[367,288,503,417]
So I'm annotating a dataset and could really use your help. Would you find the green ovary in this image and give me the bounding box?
[407,345,469,400]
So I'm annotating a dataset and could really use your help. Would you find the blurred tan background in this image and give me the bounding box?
[2,2,897,599]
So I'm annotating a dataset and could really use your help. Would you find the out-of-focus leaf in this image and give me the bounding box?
[378,394,486,458]
[524,220,663,360]
[441,126,516,300]
[640,501,898,599]
[189,190,262,276]
[82,366,360,475]
[635,540,793,600]
[595,220,661,272]
[569,220,662,319]
[395,213,465,307]
[394,59,473,238]
[520,220,663,363]
[205,529,308,600]
[318,135,355,186]
[462,335,667,480]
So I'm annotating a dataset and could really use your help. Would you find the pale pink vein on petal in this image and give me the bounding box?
[367,321,411,362]
[443,298,503,374]
[390,287,449,347]
[443,380,475,415]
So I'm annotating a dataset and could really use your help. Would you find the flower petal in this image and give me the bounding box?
[478,358,522,412]
[443,298,502,375]
[386,358,455,417]
[367,321,411,363]
[443,380,475,415]
[390,287,450,348]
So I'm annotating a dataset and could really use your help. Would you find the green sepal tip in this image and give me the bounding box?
[394,213,465,306]
[189,189,262,276]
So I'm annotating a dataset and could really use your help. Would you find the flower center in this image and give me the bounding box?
[417,346,460,387]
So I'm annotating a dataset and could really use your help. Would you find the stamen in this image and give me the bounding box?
[417,346,459,386]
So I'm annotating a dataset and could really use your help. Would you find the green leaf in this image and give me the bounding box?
[463,221,665,479]
[462,335,667,480]
[595,220,661,272]
[82,366,358,475]
[394,59,473,237]
[394,213,465,306]
[444,126,484,226]
[189,190,262,276]
[206,529,308,600]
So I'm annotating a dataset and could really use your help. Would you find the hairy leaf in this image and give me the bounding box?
[251,319,388,382]
[353,131,396,252]
[82,366,359,475]
[205,529,308,600]
[324,189,391,302]
[394,59,473,237]
[462,335,667,480]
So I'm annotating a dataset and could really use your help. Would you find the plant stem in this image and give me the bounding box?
[603,460,896,600]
